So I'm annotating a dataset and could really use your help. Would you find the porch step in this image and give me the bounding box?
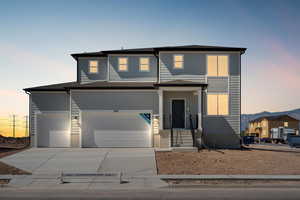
[171,129,194,147]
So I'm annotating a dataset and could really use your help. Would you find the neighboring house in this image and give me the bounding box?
[247,115,299,138]
[24,45,246,148]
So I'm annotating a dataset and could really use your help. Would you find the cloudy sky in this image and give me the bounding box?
[0,0,299,115]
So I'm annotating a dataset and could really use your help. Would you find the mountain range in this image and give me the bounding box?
[241,108,300,131]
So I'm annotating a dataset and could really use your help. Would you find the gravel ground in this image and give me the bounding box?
[156,149,300,175]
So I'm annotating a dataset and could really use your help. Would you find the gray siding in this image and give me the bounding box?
[70,90,159,147]
[159,52,206,82]
[163,91,198,129]
[109,55,157,81]
[202,53,241,149]
[78,57,108,83]
[29,92,70,147]
[207,77,228,92]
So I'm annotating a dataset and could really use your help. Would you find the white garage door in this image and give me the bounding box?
[81,111,152,147]
[36,112,70,147]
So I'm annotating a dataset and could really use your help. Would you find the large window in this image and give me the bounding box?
[173,55,184,69]
[89,60,98,73]
[207,93,229,115]
[118,57,128,71]
[207,55,228,76]
[139,57,150,71]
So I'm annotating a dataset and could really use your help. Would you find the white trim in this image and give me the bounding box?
[107,55,110,81]
[197,89,202,131]
[158,89,163,130]
[206,54,229,78]
[69,90,73,147]
[118,57,128,72]
[88,60,99,74]
[158,51,161,83]
[173,54,184,69]
[139,57,150,72]
[205,92,229,117]
[170,98,186,129]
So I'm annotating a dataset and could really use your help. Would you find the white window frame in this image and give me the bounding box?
[89,60,98,74]
[206,92,229,116]
[139,57,150,72]
[173,54,184,69]
[118,57,128,72]
[206,55,229,77]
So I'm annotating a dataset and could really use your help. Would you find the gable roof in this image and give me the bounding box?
[24,80,208,92]
[71,45,247,59]
[23,81,156,92]
[249,114,300,123]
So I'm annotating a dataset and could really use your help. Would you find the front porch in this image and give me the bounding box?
[152,82,207,148]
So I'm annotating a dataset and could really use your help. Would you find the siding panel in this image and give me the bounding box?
[78,57,108,83]
[159,52,206,82]
[109,55,157,82]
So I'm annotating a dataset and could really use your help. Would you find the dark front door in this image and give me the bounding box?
[172,99,185,128]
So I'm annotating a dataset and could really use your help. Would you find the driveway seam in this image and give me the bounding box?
[32,149,67,174]
[97,150,110,172]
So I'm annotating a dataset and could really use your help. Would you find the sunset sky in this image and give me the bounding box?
[0,0,299,117]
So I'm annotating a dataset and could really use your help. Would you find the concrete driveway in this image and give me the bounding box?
[0,148,157,176]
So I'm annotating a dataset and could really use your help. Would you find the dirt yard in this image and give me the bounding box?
[0,162,31,175]
[155,149,300,175]
[0,147,31,175]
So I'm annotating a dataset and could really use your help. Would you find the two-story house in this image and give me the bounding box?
[24,45,246,148]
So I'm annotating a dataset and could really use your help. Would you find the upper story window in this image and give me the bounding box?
[173,55,184,69]
[207,93,229,116]
[139,58,150,72]
[118,57,128,71]
[284,122,288,127]
[207,55,228,77]
[89,60,98,73]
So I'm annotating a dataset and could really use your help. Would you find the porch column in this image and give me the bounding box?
[158,89,163,130]
[198,88,202,131]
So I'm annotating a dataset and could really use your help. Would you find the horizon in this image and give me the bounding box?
[1,0,300,117]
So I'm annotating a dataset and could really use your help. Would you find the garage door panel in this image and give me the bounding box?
[36,113,70,147]
[82,111,151,147]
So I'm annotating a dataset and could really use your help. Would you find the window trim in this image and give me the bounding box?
[206,92,229,116]
[139,57,150,72]
[88,60,98,74]
[173,54,184,69]
[206,54,229,77]
[118,57,128,72]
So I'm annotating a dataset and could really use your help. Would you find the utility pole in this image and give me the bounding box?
[12,115,16,138]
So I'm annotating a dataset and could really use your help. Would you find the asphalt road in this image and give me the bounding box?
[1,187,300,200]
